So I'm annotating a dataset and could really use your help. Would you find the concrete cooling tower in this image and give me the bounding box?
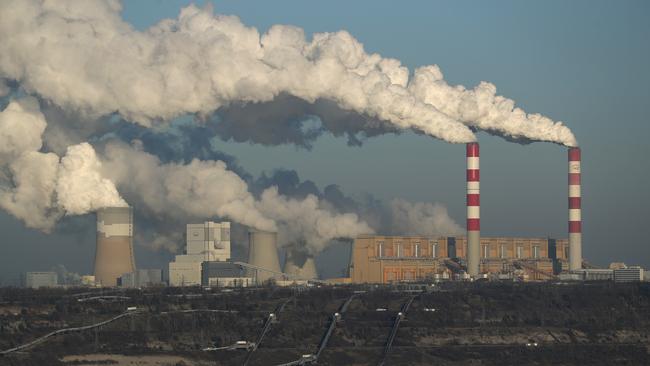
[283,249,319,280]
[247,230,282,284]
[94,207,135,287]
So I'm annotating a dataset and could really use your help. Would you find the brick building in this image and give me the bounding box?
[350,235,569,283]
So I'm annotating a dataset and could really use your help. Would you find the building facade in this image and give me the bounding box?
[201,262,253,287]
[614,267,644,282]
[169,221,231,287]
[119,269,164,288]
[350,235,569,283]
[24,272,58,288]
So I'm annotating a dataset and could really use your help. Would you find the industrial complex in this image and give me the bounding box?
[21,145,647,288]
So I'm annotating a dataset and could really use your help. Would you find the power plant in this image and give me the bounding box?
[94,207,135,287]
[86,144,593,287]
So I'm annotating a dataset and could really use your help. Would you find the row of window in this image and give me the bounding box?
[376,241,569,260]
[377,242,438,258]
[483,245,540,259]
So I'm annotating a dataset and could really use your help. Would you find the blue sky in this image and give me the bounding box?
[1,0,648,282]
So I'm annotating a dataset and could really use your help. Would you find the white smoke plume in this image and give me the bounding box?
[101,141,276,231]
[258,187,373,253]
[0,0,575,146]
[0,98,126,231]
[409,66,577,146]
[56,143,127,214]
[389,199,464,237]
[1,151,61,230]
[0,97,47,164]
[101,141,372,252]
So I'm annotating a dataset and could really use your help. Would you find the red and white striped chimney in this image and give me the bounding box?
[466,142,480,276]
[568,147,582,271]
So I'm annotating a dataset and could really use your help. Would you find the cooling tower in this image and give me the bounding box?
[248,230,282,283]
[283,249,319,280]
[94,207,135,287]
[568,147,582,271]
[466,142,480,277]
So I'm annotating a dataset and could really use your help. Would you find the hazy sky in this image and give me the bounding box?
[1,0,648,283]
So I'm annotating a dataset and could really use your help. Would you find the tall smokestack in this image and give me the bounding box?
[248,230,282,284]
[94,207,135,286]
[466,143,480,277]
[568,147,582,271]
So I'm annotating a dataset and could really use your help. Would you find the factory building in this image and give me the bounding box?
[574,269,614,281]
[350,235,569,283]
[614,267,644,282]
[118,269,164,288]
[24,272,58,288]
[201,262,253,287]
[169,221,231,286]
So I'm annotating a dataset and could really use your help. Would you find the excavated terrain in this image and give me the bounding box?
[1,282,649,365]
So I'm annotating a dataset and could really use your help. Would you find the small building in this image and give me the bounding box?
[614,267,644,282]
[119,269,164,288]
[81,275,99,287]
[24,272,58,288]
[201,262,253,287]
[558,272,582,281]
[576,269,614,281]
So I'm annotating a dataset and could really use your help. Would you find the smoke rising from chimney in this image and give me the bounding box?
[0,1,579,256]
[0,1,576,146]
[0,98,126,230]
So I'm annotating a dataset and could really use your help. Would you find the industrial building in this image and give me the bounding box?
[169,221,231,286]
[118,269,164,288]
[24,272,58,288]
[201,262,253,287]
[94,207,136,287]
[350,235,570,283]
[614,267,644,282]
[574,269,614,281]
[461,144,583,277]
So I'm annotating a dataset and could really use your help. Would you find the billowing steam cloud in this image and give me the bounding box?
[389,199,464,237]
[0,0,576,146]
[0,1,577,257]
[100,141,372,251]
[0,98,372,249]
[57,143,127,214]
[409,66,577,146]
[0,97,126,230]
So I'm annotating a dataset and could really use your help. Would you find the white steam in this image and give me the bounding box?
[0,98,126,231]
[258,187,373,253]
[101,141,276,231]
[102,142,372,252]
[0,97,372,250]
[56,143,127,214]
[0,0,575,145]
[389,199,464,237]
[409,66,577,146]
